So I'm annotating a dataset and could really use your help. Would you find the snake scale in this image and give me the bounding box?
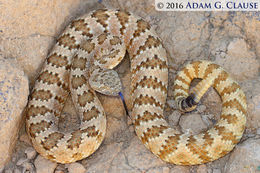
[26,9,247,165]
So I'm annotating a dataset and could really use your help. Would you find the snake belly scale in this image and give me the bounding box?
[25,9,247,165]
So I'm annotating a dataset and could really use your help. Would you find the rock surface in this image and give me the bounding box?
[0,58,29,169]
[66,162,86,173]
[34,155,57,173]
[224,138,260,173]
[0,0,259,173]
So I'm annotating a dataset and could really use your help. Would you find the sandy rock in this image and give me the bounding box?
[0,0,103,81]
[4,169,12,173]
[179,113,208,134]
[257,128,260,135]
[196,105,207,113]
[84,137,165,172]
[212,168,221,173]
[14,169,21,173]
[82,142,123,172]
[170,166,190,173]
[242,79,260,128]
[198,87,222,120]
[232,13,260,58]
[25,147,37,160]
[19,133,31,145]
[146,167,170,173]
[123,138,165,171]
[197,164,208,173]
[16,158,28,166]
[168,111,181,126]
[99,96,125,119]
[54,171,65,173]
[0,58,29,168]
[215,38,259,81]
[167,99,178,109]
[209,13,229,28]
[66,162,86,173]
[224,138,260,173]
[162,13,210,65]
[21,162,35,173]
[34,155,57,173]
[54,165,66,173]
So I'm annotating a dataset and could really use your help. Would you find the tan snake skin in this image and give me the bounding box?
[26,9,247,165]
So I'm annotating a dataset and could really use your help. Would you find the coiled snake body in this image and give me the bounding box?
[26,9,247,165]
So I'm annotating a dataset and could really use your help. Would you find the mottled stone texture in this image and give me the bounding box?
[0,58,29,168]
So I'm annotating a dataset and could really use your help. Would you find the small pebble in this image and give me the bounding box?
[167,100,177,109]
[25,147,37,160]
[256,128,260,135]
[168,111,181,126]
[22,162,35,173]
[16,158,28,166]
[205,114,214,119]
[14,168,21,173]
[179,113,208,134]
[212,168,221,173]
[12,155,17,162]
[196,105,207,113]
[201,114,214,127]
[34,155,57,173]
[162,167,170,173]
[4,169,13,173]
[197,164,207,173]
[19,134,31,145]
[66,162,86,173]
[55,164,66,173]
[54,170,65,173]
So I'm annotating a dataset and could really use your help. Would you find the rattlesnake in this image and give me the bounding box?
[26,9,247,165]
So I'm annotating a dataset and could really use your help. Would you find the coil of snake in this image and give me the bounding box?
[26,9,247,165]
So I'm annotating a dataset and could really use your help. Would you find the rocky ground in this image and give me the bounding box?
[0,0,259,173]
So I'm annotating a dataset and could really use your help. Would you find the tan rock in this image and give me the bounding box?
[0,58,29,168]
[179,113,208,134]
[25,147,37,160]
[197,164,208,173]
[170,166,190,173]
[19,133,31,145]
[242,79,260,128]
[168,111,181,126]
[224,138,260,173]
[215,38,259,81]
[82,143,123,172]
[14,168,22,173]
[66,162,86,173]
[146,167,170,173]
[0,0,103,81]
[212,168,221,173]
[34,155,57,173]
[123,137,165,170]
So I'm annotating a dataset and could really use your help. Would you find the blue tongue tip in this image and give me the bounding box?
[119,92,129,116]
